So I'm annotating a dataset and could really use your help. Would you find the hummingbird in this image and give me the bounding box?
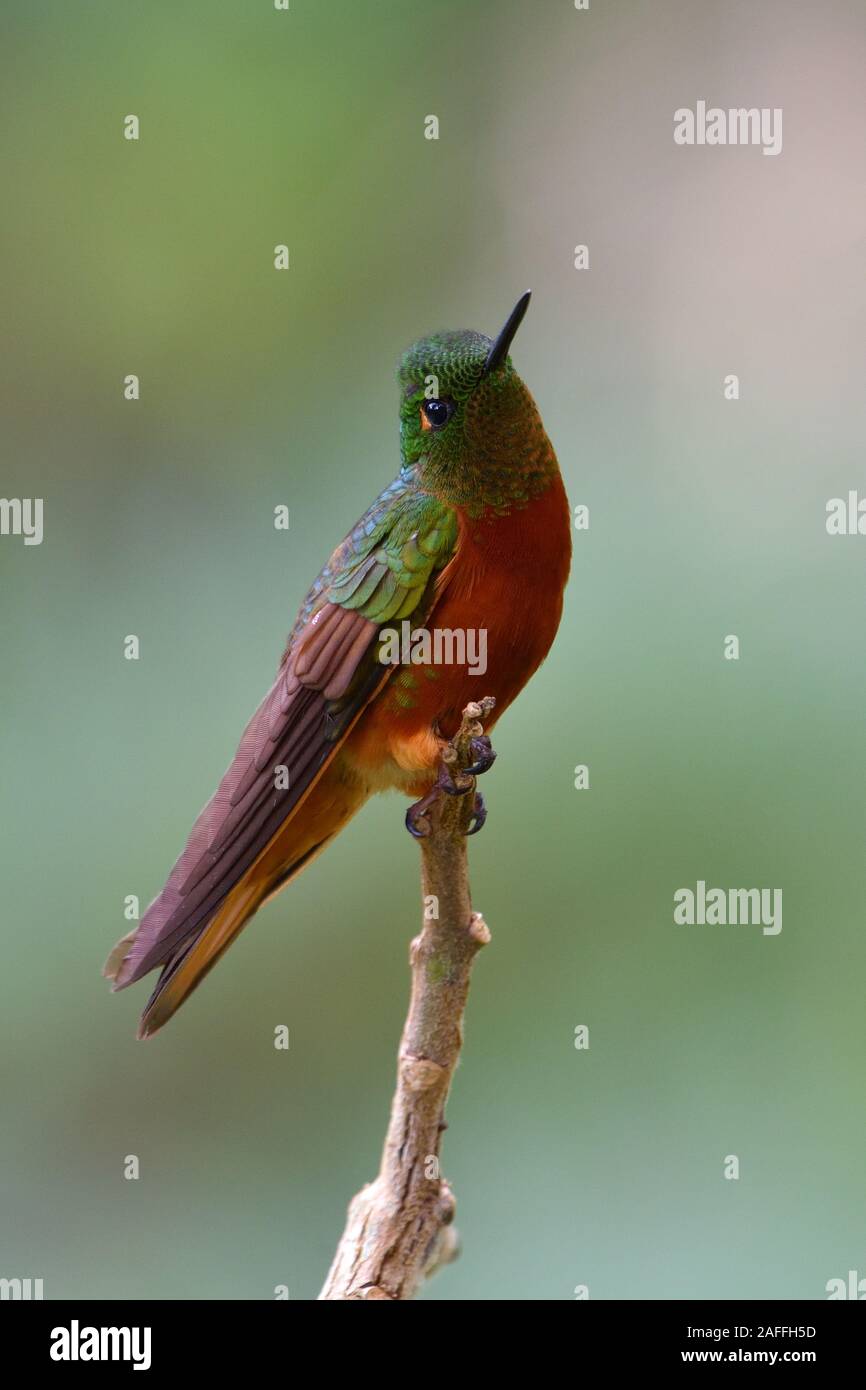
[105,292,572,1037]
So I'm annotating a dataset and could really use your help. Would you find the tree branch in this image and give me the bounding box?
[319,697,495,1300]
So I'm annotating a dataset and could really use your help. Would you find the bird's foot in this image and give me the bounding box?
[404,726,497,839]
[405,759,475,839]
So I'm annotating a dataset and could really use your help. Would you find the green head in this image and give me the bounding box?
[397,292,558,514]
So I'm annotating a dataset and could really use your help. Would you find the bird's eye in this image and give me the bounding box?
[421,398,453,431]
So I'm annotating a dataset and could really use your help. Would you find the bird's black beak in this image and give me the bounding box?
[482,290,531,378]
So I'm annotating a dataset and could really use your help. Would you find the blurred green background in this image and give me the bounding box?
[1,0,865,1300]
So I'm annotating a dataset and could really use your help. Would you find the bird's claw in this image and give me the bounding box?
[464,791,486,836]
[405,791,437,839]
[463,735,497,778]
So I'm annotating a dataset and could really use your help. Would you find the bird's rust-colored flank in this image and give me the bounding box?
[104,294,572,1037]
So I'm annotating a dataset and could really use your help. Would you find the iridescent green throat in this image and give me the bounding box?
[397,329,559,517]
